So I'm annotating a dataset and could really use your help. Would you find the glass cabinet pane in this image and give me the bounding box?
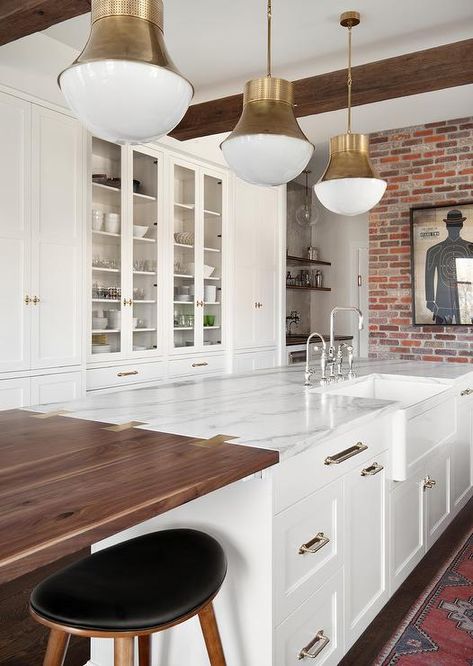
[173,164,197,349]
[203,174,223,347]
[132,150,158,353]
[91,137,123,356]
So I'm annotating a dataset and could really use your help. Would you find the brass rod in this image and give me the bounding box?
[267,0,272,77]
[347,25,353,134]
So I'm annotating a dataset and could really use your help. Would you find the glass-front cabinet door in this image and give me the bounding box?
[90,137,124,358]
[171,159,225,353]
[130,147,159,355]
[172,161,197,350]
[202,173,223,347]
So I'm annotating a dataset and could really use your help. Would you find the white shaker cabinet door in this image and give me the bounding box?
[344,451,389,650]
[30,106,83,369]
[254,186,279,348]
[424,446,451,550]
[452,389,473,513]
[0,92,31,373]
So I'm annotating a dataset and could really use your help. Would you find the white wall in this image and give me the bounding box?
[308,146,369,339]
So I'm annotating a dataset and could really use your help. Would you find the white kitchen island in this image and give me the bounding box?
[35,360,473,666]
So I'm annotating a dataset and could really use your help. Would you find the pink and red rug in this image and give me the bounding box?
[375,532,473,665]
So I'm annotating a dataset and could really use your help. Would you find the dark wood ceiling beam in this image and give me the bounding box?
[171,39,473,141]
[0,0,91,47]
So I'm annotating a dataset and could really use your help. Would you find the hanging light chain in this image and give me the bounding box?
[347,24,353,134]
[267,0,272,77]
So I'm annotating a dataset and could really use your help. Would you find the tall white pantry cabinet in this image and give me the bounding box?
[0,87,285,409]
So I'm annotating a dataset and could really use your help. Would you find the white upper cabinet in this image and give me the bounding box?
[30,106,83,369]
[0,92,31,372]
[233,178,282,351]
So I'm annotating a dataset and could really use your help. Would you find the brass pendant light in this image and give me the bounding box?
[221,0,314,187]
[314,11,386,216]
[59,0,193,144]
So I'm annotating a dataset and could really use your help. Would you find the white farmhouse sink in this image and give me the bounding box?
[312,374,455,480]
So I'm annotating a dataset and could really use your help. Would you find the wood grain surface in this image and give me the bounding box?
[0,409,278,585]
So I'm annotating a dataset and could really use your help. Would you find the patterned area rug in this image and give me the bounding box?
[375,532,473,665]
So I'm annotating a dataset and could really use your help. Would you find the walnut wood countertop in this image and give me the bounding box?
[0,410,278,585]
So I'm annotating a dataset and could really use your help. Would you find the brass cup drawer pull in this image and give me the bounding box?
[32,295,40,305]
[24,295,31,305]
[298,532,330,555]
[298,630,330,660]
[192,362,209,368]
[324,442,368,465]
[117,370,139,377]
[361,462,384,477]
[461,388,473,396]
[423,475,436,491]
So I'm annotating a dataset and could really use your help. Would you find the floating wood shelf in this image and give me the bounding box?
[286,285,331,292]
[286,254,331,266]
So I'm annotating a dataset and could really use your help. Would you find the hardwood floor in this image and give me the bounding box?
[340,497,473,665]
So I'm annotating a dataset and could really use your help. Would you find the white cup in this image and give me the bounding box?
[105,213,121,234]
[204,285,217,303]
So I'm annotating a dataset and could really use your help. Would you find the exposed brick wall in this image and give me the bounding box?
[369,117,473,362]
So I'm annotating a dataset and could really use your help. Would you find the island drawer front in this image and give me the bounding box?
[87,361,164,390]
[273,418,389,514]
[274,479,343,625]
[275,569,343,666]
[168,355,226,378]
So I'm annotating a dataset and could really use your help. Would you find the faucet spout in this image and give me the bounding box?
[329,306,364,351]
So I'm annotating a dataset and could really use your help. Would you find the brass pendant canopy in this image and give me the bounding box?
[225,77,309,142]
[62,0,190,85]
[320,133,379,182]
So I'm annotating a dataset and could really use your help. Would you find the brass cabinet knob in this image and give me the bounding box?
[461,388,473,396]
[423,475,437,491]
[32,296,40,305]
[24,295,31,305]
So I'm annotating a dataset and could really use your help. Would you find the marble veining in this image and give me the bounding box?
[31,360,473,460]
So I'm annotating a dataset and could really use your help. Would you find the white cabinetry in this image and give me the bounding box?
[0,92,31,374]
[233,178,282,367]
[452,385,473,512]
[0,90,85,409]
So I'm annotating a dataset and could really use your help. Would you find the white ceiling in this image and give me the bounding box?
[43,0,473,102]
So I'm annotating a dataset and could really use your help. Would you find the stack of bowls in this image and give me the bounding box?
[92,209,104,231]
[105,213,120,234]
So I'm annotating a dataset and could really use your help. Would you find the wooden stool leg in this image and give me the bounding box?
[198,602,226,666]
[43,628,70,666]
[138,634,152,666]
[114,636,134,666]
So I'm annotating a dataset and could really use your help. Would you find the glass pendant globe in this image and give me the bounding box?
[222,133,313,187]
[296,200,319,228]
[60,60,193,145]
[314,177,387,217]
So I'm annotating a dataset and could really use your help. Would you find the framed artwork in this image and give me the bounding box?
[411,202,473,326]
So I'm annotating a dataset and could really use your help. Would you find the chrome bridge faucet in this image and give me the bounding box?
[305,307,364,387]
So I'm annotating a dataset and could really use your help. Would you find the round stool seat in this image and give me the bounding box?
[30,529,227,633]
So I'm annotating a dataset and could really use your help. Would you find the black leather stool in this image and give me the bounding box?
[30,529,227,666]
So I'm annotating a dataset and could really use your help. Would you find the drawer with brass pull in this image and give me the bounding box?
[275,570,343,665]
[274,479,343,624]
[87,361,164,390]
[168,354,226,379]
[274,419,389,513]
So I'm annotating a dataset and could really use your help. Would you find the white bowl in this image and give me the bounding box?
[174,231,194,245]
[203,264,216,278]
[133,225,148,238]
[92,344,111,354]
[176,294,192,302]
[92,317,108,330]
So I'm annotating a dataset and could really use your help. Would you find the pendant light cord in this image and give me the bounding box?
[267,0,272,77]
[347,25,353,134]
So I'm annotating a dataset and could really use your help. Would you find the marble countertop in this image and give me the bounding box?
[33,359,473,461]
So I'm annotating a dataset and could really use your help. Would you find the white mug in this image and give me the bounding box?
[204,285,217,303]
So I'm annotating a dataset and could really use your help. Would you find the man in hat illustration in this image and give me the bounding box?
[425,209,473,324]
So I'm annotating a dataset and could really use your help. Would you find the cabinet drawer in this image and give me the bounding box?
[87,361,164,390]
[274,479,343,625]
[274,418,389,513]
[275,570,343,666]
[31,371,83,405]
[167,354,226,379]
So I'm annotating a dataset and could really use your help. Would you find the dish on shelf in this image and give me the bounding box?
[92,173,108,185]
[182,263,215,278]
[133,225,148,238]
[106,177,121,189]
[133,345,147,351]
[92,317,108,330]
[92,344,112,354]
[92,209,104,231]
[104,213,120,234]
[174,231,194,245]
[204,264,216,278]
[175,294,193,302]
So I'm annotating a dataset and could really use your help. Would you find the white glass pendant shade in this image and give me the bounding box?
[59,1,193,144]
[314,177,386,217]
[221,78,313,187]
[60,61,193,144]
[222,133,313,187]
[315,133,386,216]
